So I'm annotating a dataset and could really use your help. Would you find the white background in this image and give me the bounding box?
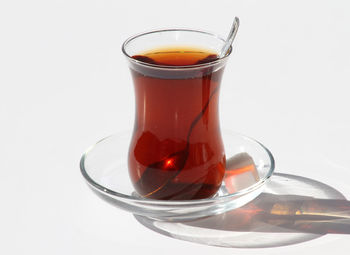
[1,0,350,254]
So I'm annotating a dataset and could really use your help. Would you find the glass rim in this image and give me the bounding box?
[121,28,233,70]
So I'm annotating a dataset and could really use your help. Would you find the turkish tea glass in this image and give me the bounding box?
[122,29,232,200]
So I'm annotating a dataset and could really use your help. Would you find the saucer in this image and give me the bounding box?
[80,130,275,221]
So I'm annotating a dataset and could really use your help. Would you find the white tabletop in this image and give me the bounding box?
[1,0,350,254]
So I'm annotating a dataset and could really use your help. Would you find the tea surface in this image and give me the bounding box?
[132,47,219,66]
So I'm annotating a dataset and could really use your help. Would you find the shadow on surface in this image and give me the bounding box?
[135,173,350,248]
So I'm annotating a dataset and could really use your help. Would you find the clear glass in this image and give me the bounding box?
[80,130,275,221]
[122,29,232,200]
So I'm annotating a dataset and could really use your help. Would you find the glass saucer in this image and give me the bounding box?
[80,130,275,221]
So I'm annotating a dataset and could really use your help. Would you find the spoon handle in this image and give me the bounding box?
[219,17,240,58]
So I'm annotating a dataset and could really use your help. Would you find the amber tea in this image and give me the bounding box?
[127,47,227,200]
